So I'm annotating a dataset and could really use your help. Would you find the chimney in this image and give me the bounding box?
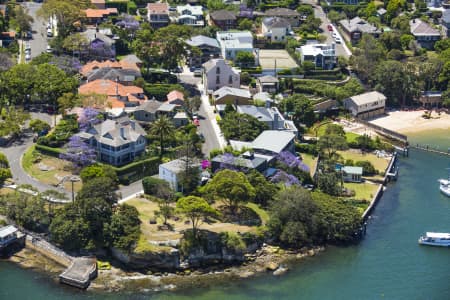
[130,120,135,130]
[115,76,119,99]
[273,112,279,129]
[120,127,125,139]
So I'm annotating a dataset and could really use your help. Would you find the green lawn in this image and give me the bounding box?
[344,182,380,201]
[245,203,269,225]
[337,150,390,173]
[345,132,360,144]
[300,153,318,177]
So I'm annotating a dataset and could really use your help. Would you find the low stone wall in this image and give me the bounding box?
[25,235,72,267]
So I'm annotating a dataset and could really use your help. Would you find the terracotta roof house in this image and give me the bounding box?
[81,58,141,84]
[79,117,146,166]
[264,8,301,27]
[120,54,142,70]
[78,79,147,108]
[409,18,441,49]
[91,0,106,9]
[166,90,185,106]
[339,17,381,43]
[147,2,170,29]
[83,8,118,25]
[209,10,237,30]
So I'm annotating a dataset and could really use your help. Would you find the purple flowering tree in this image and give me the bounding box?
[116,14,140,31]
[60,136,97,171]
[270,170,301,186]
[78,107,101,132]
[88,40,115,60]
[49,55,81,76]
[277,151,310,173]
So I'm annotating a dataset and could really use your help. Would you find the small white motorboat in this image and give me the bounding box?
[418,232,450,247]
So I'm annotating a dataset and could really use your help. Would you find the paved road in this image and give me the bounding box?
[303,0,352,59]
[22,2,48,59]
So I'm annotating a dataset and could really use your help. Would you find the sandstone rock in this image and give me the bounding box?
[273,266,288,276]
[307,249,315,256]
[266,262,279,271]
[239,271,255,278]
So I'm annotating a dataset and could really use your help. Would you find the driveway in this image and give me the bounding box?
[303,0,352,58]
[22,1,48,59]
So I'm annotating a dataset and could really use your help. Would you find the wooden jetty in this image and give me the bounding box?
[59,257,97,289]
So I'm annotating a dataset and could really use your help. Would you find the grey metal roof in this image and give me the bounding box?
[82,28,115,46]
[160,157,200,174]
[262,17,290,28]
[340,17,381,34]
[186,35,220,49]
[252,130,295,154]
[157,102,177,112]
[121,54,142,64]
[210,10,236,21]
[86,67,141,82]
[135,99,163,113]
[264,8,300,17]
[410,19,441,36]
[342,166,363,175]
[237,105,273,122]
[348,91,386,106]
[213,86,251,100]
[212,154,267,169]
[89,117,146,147]
[0,225,18,239]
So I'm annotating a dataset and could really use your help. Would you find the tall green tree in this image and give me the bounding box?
[176,196,218,238]
[10,5,33,37]
[150,116,175,158]
[219,112,268,141]
[351,34,386,83]
[107,204,141,252]
[203,169,255,213]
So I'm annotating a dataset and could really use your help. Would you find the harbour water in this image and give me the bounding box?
[1,131,449,300]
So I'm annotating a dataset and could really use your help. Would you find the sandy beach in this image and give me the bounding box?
[369,110,450,134]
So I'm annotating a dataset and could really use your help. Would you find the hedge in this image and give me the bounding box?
[35,144,64,157]
[111,156,160,185]
[144,83,184,101]
[106,0,128,13]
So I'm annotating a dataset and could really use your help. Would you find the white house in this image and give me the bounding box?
[343,91,386,119]
[175,4,204,26]
[203,58,240,92]
[216,31,254,60]
[261,17,291,42]
[158,158,200,191]
[297,43,337,70]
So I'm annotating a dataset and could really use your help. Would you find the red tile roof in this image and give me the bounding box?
[84,8,117,19]
[147,3,169,14]
[79,80,147,107]
[167,90,184,103]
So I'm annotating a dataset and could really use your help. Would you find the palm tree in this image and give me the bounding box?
[150,116,174,159]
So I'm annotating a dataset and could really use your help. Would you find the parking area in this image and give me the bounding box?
[258,49,299,71]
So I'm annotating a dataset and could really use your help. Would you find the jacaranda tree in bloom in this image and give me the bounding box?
[270,170,301,186]
[60,135,96,171]
[277,151,310,173]
[78,107,101,131]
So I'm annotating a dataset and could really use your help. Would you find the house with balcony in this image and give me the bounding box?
[203,58,240,92]
[343,91,386,119]
[175,4,204,26]
[79,117,146,166]
[339,17,381,43]
[216,31,254,60]
[410,18,441,49]
[261,17,291,42]
[186,35,221,67]
[147,2,170,29]
[297,43,337,70]
[209,10,237,30]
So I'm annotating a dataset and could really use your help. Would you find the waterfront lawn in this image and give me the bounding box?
[344,182,379,201]
[337,150,390,174]
[126,197,258,246]
[22,146,82,193]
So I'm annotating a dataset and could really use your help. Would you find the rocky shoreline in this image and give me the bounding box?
[6,244,325,293]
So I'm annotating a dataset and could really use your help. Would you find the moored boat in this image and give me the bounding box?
[418,232,450,247]
[439,178,450,197]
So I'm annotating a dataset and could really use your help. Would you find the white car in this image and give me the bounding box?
[47,28,53,37]
[46,45,52,53]
[332,32,337,38]
[25,53,31,61]
[335,36,342,44]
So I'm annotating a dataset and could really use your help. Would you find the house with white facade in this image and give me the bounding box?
[297,43,337,70]
[203,58,240,92]
[261,17,291,42]
[159,158,201,191]
[343,91,386,119]
[216,31,254,60]
[175,4,204,26]
[79,117,146,166]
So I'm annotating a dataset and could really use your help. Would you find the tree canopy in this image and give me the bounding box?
[219,112,268,141]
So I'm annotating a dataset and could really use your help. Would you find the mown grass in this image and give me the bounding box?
[337,150,390,173]
[344,182,380,201]
[245,203,269,225]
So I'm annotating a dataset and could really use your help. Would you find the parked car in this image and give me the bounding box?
[193,69,202,77]
[47,29,53,37]
[25,31,32,39]
[332,32,337,38]
[46,45,52,53]
[193,119,200,126]
[327,24,333,31]
[335,36,342,44]
[25,53,31,61]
